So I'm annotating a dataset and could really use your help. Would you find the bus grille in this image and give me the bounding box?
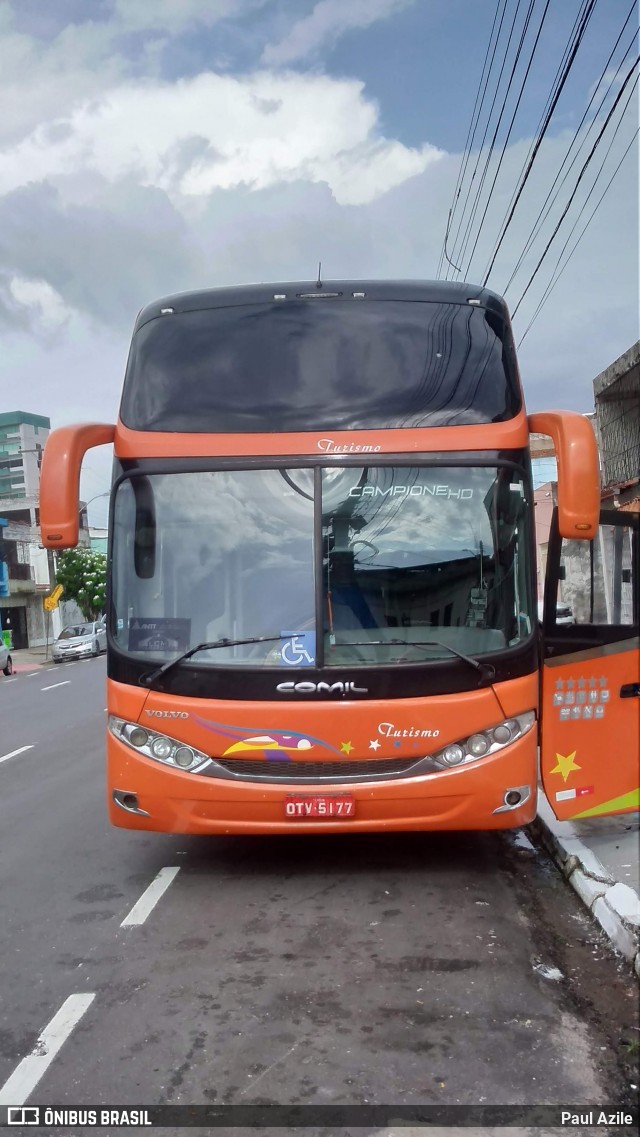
[212,757,420,782]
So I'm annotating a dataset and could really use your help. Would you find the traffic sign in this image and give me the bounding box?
[43,583,64,611]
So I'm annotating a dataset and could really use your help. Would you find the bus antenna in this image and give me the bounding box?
[316,261,322,289]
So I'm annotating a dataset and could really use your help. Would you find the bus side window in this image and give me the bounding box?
[559,521,635,627]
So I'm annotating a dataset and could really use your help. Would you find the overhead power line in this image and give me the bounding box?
[517,116,638,346]
[481,0,599,286]
[459,0,553,281]
[446,0,527,278]
[510,53,640,318]
[437,0,506,277]
[501,5,639,295]
[484,0,604,281]
[480,0,600,284]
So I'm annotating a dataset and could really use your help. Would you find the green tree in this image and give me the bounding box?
[56,548,107,620]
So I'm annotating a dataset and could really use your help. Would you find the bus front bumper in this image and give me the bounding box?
[107,733,537,834]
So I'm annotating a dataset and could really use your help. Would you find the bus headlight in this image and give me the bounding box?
[431,711,535,770]
[128,726,149,748]
[108,717,211,773]
[440,744,465,766]
[174,746,195,768]
[467,733,490,757]
[151,736,173,760]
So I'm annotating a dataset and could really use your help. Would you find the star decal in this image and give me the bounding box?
[550,751,581,783]
[369,739,381,751]
[340,741,354,755]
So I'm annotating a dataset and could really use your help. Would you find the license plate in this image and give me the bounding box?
[284,794,356,819]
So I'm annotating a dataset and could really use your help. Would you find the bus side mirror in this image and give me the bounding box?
[40,424,116,548]
[528,411,599,540]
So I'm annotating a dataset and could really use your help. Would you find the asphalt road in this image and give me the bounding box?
[0,659,638,1136]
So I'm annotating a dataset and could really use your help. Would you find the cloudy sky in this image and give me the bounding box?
[1,0,637,524]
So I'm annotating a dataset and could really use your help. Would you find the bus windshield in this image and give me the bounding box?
[120,300,521,433]
[112,465,532,668]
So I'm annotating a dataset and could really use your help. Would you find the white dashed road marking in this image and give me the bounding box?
[41,681,71,691]
[0,993,95,1106]
[0,745,34,766]
[121,867,181,927]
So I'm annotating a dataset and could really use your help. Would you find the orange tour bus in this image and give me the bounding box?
[39,280,639,833]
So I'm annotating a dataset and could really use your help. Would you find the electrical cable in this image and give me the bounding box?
[511,54,639,318]
[517,96,638,345]
[460,0,553,281]
[455,0,537,279]
[481,0,599,286]
[502,7,638,294]
[480,0,599,283]
[442,0,511,278]
[437,0,506,276]
[446,0,525,278]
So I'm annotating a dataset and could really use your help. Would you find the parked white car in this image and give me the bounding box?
[537,600,575,627]
[0,640,13,676]
[52,621,107,662]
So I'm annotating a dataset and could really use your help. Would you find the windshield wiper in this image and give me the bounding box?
[329,637,496,683]
[140,635,285,688]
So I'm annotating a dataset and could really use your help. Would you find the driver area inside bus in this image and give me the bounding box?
[111,465,533,670]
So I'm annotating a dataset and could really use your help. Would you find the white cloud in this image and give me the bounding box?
[262,0,415,66]
[112,0,243,32]
[3,123,636,429]
[9,276,72,330]
[0,2,268,148]
[0,179,195,328]
[0,19,124,147]
[0,71,442,206]
[0,0,637,483]
[587,67,627,105]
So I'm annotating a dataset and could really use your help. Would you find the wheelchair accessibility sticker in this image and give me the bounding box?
[279,631,316,667]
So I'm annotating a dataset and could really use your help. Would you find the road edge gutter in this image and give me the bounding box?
[530,792,640,978]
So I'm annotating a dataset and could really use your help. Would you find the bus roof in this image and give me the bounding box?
[134,279,509,331]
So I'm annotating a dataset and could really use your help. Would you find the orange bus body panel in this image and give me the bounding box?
[113,412,530,459]
[107,674,538,833]
[541,638,640,820]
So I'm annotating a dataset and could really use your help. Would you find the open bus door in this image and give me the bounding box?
[540,508,639,820]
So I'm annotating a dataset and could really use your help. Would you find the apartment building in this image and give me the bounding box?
[0,411,54,648]
[594,341,640,514]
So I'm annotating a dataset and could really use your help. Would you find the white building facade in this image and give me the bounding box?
[0,411,57,648]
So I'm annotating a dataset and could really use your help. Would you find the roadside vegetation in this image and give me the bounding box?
[55,549,107,620]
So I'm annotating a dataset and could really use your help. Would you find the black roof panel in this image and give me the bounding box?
[134,279,508,331]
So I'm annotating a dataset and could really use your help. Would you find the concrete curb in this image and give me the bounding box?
[531,798,640,978]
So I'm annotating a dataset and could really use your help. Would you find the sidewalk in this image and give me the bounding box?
[9,646,54,671]
[532,790,640,976]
